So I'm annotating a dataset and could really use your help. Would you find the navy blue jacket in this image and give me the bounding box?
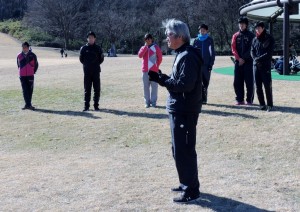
[193,36,215,67]
[165,43,203,114]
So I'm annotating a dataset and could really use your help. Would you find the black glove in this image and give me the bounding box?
[148,70,169,86]
[148,71,159,83]
[158,72,169,86]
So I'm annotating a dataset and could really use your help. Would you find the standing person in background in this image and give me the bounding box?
[138,33,163,108]
[17,42,39,110]
[80,31,104,111]
[251,21,275,111]
[231,17,255,105]
[148,19,202,204]
[60,48,64,58]
[193,24,215,104]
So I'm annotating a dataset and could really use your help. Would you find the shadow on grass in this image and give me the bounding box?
[34,108,100,119]
[100,108,168,119]
[202,109,258,119]
[208,103,300,114]
[193,192,273,212]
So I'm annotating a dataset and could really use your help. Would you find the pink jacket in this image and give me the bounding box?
[17,51,38,77]
[138,44,162,72]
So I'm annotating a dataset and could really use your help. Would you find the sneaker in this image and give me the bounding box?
[260,105,267,111]
[171,186,185,192]
[246,102,253,105]
[145,104,150,108]
[22,105,30,110]
[235,101,245,105]
[83,107,89,112]
[267,106,273,112]
[151,103,156,108]
[202,101,207,105]
[94,106,100,111]
[29,106,35,110]
[173,191,200,204]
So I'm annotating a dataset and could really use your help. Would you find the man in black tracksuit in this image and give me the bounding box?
[148,19,202,204]
[231,17,255,105]
[251,21,275,111]
[80,31,104,111]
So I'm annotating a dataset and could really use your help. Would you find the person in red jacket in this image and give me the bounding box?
[138,33,162,108]
[17,42,39,110]
[231,17,255,105]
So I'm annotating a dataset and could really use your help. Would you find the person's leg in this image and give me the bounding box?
[28,76,34,107]
[20,77,30,108]
[150,81,158,107]
[202,66,210,104]
[233,62,245,103]
[169,113,200,195]
[142,72,150,107]
[84,73,92,110]
[255,69,266,107]
[244,62,255,104]
[262,70,273,108]
[93,72,101,110]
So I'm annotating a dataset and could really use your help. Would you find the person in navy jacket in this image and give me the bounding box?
[193,24,215,104]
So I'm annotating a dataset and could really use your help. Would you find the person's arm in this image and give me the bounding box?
[164,54,199,93]
[17,56,20,68]
[209,37,215,67]
[231,32,240,61]
[79,46,84,64]
[34,54,39,73]
[98,47,104,65]
[138,46,148,58]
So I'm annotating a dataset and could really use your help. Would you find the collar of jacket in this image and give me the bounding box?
[175,42,189,53]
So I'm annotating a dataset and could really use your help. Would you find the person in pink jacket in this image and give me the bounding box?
[138,33,162,108]
[17,42,39,110]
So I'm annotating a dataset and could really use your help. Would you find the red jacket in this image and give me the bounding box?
[17,51,38,76]
[138,43,162,72]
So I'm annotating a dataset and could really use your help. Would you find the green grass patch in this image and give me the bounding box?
[214,66,300,81]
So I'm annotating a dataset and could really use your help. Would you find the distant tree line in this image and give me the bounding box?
[1,0,300,54]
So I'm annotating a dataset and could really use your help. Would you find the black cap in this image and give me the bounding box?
[87,31,96,38]
[238,17,248,25]
[198,24,208,30]
[255,21,265,28]
[144,33,153,40]
[22,42,30,47]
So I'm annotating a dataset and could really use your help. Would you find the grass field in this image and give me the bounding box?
[0,32,299,211]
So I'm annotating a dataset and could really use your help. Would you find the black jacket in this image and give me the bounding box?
[232,29,255,62]
[79,43,104,72]
[251,30,275,70]
[165,43,203,114]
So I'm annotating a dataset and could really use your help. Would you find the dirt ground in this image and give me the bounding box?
[0,32,299,211]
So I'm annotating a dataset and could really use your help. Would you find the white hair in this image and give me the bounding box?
[162,19,190,43]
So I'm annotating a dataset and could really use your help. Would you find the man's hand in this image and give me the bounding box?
[148,70,170,86]
[148,71,159,82]
[238,58,245,66]
[208,65,213,72]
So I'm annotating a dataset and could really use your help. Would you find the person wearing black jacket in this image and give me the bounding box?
[251,22,275,111]
[148,19,202,204]
[79,31,104,111]
[231,17,255,105]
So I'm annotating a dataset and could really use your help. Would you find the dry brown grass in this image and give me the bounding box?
[0,32,299,211]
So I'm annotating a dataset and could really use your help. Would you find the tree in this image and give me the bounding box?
[24,0,88,49]
[0,0,27,20]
